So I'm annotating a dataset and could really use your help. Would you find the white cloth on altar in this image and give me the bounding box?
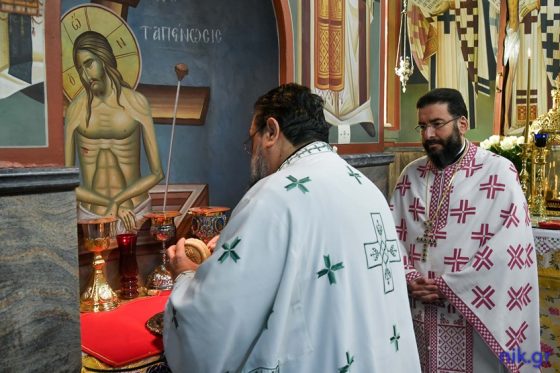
[163,141,420,372]
[390,142,540,373]
[77,197,151,234]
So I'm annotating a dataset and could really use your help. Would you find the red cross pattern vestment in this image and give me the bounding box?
[390,141,540,373]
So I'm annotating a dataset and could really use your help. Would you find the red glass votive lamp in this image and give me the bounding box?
[117,233,139,299]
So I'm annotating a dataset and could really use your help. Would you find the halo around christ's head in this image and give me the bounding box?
[60,4,141,101]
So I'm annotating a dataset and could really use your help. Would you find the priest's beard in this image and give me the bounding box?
[249,145,269,187]
[423,124,464,169]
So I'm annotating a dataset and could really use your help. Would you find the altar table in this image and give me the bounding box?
[80,292,171,372]
[533,227,560,372]
[80,228,560,372]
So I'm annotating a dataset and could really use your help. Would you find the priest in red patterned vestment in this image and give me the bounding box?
[390,88,541,373]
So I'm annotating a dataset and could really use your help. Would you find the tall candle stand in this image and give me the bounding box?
[532,133,549,218]
[534,74,560,214]
[519,143,533,208]
[144,63,187,291]
[522,47,533,206]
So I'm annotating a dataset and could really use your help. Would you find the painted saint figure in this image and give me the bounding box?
[65,31,163,232]
[407,0,499,128]
[300,0,376,144]
[502,0,559,134]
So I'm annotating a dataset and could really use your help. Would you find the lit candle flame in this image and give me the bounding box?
[528,48,531,58]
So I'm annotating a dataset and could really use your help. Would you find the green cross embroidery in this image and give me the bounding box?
[347,166,362,184]
[390,324,400,351]
[363,213,401,294]
[284,175,311,193]
[218,237,241,263]
[338,351,355,372]
[317,254,344,285]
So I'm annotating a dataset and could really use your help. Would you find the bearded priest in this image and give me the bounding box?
[390,88,541,373]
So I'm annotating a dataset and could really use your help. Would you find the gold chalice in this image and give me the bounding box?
[145,207,229,336]
[145,210,182,290]
[187,206,230,244]
[79,217,119,312]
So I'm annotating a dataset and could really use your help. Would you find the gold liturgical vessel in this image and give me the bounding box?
[145,210,182,290]
[532,133,549,217]
[188,206,230,243]
[79,217,119,312]
[530,75,560,216]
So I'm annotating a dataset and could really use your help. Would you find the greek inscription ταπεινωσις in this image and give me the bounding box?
[139,25,223,44]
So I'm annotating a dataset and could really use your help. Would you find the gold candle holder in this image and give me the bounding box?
[532,133,549,218]
[519,143,533,207]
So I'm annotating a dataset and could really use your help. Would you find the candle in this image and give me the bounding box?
[524,48,532,144]
[555,175,558,199]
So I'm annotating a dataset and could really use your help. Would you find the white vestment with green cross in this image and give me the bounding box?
[163,141,421,372]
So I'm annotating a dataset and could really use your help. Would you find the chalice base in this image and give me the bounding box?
[80,269,119,312]
[146,264,174,290]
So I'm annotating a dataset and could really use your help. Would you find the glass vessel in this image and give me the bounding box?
[117,233,139,299]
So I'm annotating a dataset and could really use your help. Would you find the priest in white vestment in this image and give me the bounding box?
[163,83,421,372]
[390,88,541,373]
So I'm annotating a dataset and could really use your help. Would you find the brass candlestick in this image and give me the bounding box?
[79,217,119,312]
[532,133,549,218]
[532,75,560,214]
[519,143,533,207]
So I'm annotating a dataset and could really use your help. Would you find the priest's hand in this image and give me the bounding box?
[207,235,220,253]
[408,277,445,303]
[167,238,199,280]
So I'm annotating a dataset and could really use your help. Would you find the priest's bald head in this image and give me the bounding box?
[248,83,330,185]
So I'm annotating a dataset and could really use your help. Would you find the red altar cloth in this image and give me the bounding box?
[81,292,170,367]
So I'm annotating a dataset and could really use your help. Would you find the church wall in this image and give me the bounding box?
[288,0,383,152]
[60,0,279,211]
[386,81,497,145]
[383,0,500,191]
[0,2,279,366]
[0,2,65,165]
